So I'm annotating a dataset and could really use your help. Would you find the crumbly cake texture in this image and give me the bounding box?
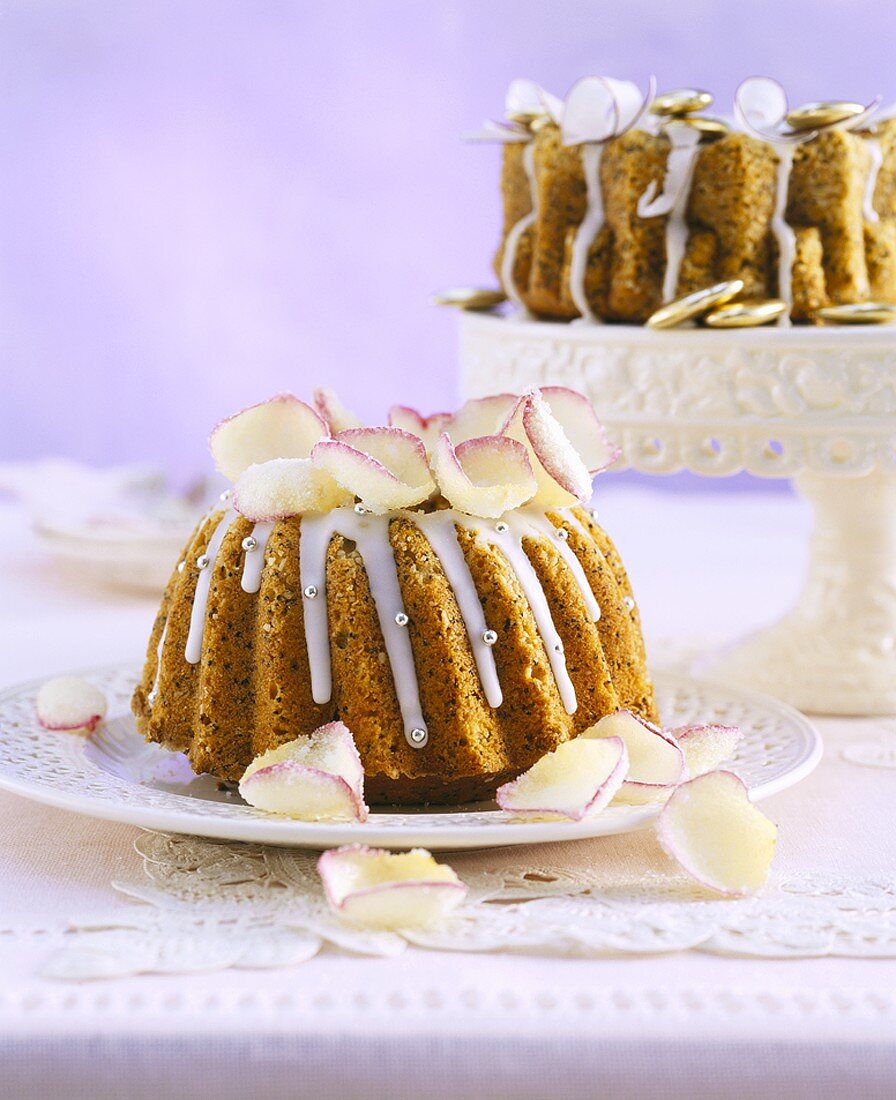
[133,506,657,806]
[495,119,896,323]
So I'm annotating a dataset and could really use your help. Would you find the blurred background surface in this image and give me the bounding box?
[1,0,892,478]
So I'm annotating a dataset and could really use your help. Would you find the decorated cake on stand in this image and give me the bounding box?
[455,75,896,716]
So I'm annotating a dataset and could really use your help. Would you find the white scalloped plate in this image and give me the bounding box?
[0,664,821,850]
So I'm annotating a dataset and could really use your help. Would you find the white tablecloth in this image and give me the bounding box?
[1,485,895,1100]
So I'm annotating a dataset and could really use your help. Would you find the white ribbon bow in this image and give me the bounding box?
[561,75,656,146]
[464,79,563,143]
[734,76,884,145]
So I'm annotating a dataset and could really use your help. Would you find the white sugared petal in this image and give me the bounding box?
[432,433,536,518]
[583,710,685,804]
[318,845,467,929]
[538,386,620,474]
[239,721,367,821]
[387,405,451,450]
[233,458,353,520]
[313,388,364,433]
[496,736,629,821]
[209,394,330,481]
[501,390,594,507]
[656,770,778,897]
[312,427,436,514]
[36,676,107,733]
[670,723,743,778]
[446,393,520,444]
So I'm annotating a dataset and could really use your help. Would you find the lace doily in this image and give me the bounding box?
[42,830,896,980]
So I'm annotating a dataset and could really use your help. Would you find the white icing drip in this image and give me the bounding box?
[863,137,883,224]
[240,521,275,593]
[420,513,503,709]
[456,514,578,715]
[147,621,168,705]
[771,145,796,326]
[660,146,700,303]
[520,510,601,622]
[185,512,235,665]
[569,143,604,322]
[501,141,538,307]
[299,510,427,746]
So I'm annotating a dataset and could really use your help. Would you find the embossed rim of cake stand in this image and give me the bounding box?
[460,312,896,715]
[0,664,820,851]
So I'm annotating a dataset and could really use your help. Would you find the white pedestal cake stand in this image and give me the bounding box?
[460,313,896,716]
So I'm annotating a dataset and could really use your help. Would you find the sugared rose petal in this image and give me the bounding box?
[318,845,467,929]
[446,393,520,444]
[387,406,451,450]
[670,724,743,778]
[501,390,594,507]
[233,458,352,520]
[583,710,685,804]
[239,721,367,822]
[312,427,436,514]
[313,387,363,433]
[656,770,777,897]
[432,433,536,518]
[36,676,107,733]
[538,387,620,474]
[496,736,628,821]
[210,394,329,481]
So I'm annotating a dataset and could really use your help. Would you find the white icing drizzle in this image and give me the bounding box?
[240,521,275,593]
[863,137,883,224]
[501,140,538,307]
[569,143,604,322]
[147,621,168,705]
[185,511,235,664]
[520,510,601,622]
[418,512,503,709]
[455,513,578,715]
[660,146,700,303]
[771,145,796,326]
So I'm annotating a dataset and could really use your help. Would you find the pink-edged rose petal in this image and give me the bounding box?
[538,387,620,474]
[312,427,436,514]
[583,710,685,804]
[313,387,364,433]
[233,458,352,520]
[656,770,778,897]
[318,845,467,929]
[496,736,629,821]
[501,390,594,507]
[387,405,452,450]
[239,721,368,822]
[36,676,107,733]
[432,432,536,518]
[670,723,743,778]
[210,394,329,481]
[446,393,520,444]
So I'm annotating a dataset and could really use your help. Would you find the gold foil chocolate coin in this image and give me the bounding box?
[662,115,730,142]
[651,88,714,117]
[785,101,865,131]
[432,287,507,312]
[816,301,896,324]
[646,280,745,330]
[702,298,788,328]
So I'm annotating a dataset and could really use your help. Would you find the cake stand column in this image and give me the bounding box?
[704,469,896,714]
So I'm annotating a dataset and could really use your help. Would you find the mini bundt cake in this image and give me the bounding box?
[476,76,896,324]
[133,387,657,806]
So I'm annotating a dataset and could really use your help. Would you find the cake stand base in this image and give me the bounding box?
[459,312,896,715]
[700,470,896,714]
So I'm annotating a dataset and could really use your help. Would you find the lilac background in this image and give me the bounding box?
[2,0,892,478]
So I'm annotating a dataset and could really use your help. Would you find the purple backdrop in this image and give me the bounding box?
[2,1,892,478]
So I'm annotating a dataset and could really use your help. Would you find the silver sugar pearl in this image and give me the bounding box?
[556,528,569,541]
[354,502,369,515]
[408,727,428,747]
[219,489,232,502]
[303,584,319,600]
[495,521,509,534]
[241,536,257,552]
[482,629,498,646]
[624,595,636,612]
[176,560,186,573]
[196,554,210,570]
[554,642,564,653]
[395,612,409,627]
